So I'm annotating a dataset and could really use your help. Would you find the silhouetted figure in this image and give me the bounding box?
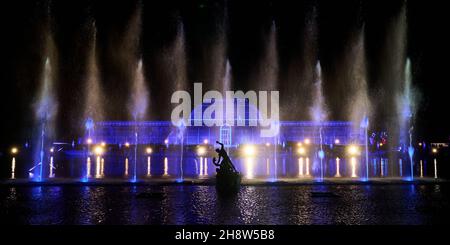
[213,141,241,195]
[213,141,237,173]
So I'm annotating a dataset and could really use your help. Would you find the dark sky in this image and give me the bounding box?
[0,0,449,148]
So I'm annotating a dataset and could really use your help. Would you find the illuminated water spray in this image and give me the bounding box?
[404,59,415,180]
[163,157,169,176]
[86,157,91,178]
[32,57,57,181]
[335,157,341,177]
[310,61,327,181]
[11,157,16,179]
[351,157,357,178]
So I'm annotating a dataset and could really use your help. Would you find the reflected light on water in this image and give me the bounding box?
[86,157,91,178]
[101,158,104,177]
[351,157,357,178]
[266,158,270,176]
[49,157,55,178]
[164,157,169,176]
[305,157,310,176]
[147,156,151,176]
[298,157,304,177]
[335,157,341,177]
[95,156,101,178]
[199,157,208,176]
[245,157,254,179]
[434,158,438,179]
[199,157,203,176]
[204,158,208,176]
[11,157,16,179]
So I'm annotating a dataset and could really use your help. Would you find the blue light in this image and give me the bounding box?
[267,178,277,183]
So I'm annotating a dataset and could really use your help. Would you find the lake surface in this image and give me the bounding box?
[1,184,448,225]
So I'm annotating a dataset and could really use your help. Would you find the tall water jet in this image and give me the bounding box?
[125,3,148,182]
[399,58,418,180]
[255,21,279,181]
[348,29,371,180]
[380,4,407,177]
[310,61,327,181]
[129,59,148,182]
[165,19,188,181]
[32,55,58,181]
[83,20,105,141]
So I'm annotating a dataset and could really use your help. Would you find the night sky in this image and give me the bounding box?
[0,0,449,149]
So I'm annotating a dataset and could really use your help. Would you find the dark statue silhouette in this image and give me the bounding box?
[213,141,241,195]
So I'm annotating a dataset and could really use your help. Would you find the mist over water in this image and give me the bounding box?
[398,58,419,148]
[348,29,371,133]
[83,21,104,123]
[310,62,327,123]
[255,21,278,92]
[129,59,149,120]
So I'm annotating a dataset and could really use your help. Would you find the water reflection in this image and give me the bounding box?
[244,157,255,179]
[420,160,423,178]
[86,157,91,178]
[11,157,16,179]
[350,157,357,178]
[163,157,169,176]
[147,156,151,176]
[335,157,341,177]
[434,158,438,179]
[0,184,448,225]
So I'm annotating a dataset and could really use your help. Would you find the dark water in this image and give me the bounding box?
[0,184,448,225]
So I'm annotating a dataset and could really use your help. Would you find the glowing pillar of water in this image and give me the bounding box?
[125,158,129,176]
[147,156,151,177]
[335,157,341,177]
[408,146,414,180]
[305,157,310,176]
[245,157,255,179]
[133,131,138,182]
[49,156,54,178]
[298,157,304,177]
[86,157,91,178]
[399,159,403,177]
[163,157,169,176]
[101,158,104,177]
[39,123,45,181]
[204,158,208,176]
[434,158,438,179]
[199,157,203,176]
[11,157,16,179]
[351,157,357,178]
[318,149,325,180]
[95,156,101,178]
[419,160,423,178]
